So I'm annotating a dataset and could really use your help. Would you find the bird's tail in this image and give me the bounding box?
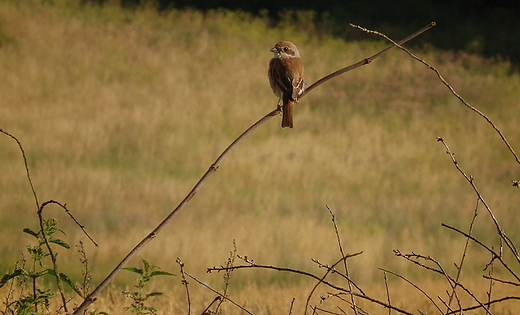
[282,100,294,128]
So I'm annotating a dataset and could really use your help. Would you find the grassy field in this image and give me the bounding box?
[1,0,520,313]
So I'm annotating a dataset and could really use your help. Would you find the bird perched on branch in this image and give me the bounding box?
[268,41,305,128]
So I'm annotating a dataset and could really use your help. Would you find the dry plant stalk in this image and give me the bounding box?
[380,138,519,315]
[0,129,97,314]
[350,23,520,168]
[69,22,435,314]
[326,205,358,315]
[176,258,192,315]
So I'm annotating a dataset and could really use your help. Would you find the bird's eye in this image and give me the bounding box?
[283,47,289,52]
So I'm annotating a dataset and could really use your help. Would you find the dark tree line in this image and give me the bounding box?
[89,0,520,66]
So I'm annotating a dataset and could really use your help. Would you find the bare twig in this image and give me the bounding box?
[76,240,92,298]
[313,306,342,315]
[442,223,520,282]
[350,25,520,166]
[324,293,370,315]
[301,22,436,98]
[311,258,365,294]
[36,201,69,314]
[391,251,493,315]
[322,291,415,315]
[209,255,419,315]
[380,268,443,314]
[437,137,520,264]
[184,272,253,315]
[446,296,520,315]
[482,275,519,286]
[305,255,364,315]
[288,298,296,315]
[0,129,39,209]
[485,253,495,312]
[200,296,220,315]
[215,240,238,313]
[39,200,97,246]
[383,271,392,315]
[446,198,480,311]
[208,257,359,295]
[176,258,192,315]
[326,205,358,315]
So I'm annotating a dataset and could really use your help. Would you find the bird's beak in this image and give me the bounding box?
[270,47,278,53]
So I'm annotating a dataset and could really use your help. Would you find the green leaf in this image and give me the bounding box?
[150,270,175,277]
[122,267,143,275]
[49,238,70,249]
[146,291,163,297]
[141,258,150,271]
[0,269,24,288]
[23,228,39,238]
[59,273,82,296]
[34,269,52,278]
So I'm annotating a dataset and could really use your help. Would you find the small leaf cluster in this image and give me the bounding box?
[122,258,175,315]
[0,218,79,314]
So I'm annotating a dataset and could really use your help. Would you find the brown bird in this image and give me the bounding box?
[268,41,305,128]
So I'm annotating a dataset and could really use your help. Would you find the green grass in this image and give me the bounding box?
[1,0,520,313]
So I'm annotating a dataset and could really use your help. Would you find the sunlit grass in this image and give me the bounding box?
[1,0,520,313]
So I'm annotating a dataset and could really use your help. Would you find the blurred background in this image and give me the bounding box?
[92,0,520,66]
[0,0,519,312]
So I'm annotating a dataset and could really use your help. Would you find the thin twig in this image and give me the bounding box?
[482,275,519,286]
[209,257,419,314]
[313,306,342,315]
[184,272,253,315]
[485,253,495,312]
[447,198,480,311]
[322,291,416,315]
[380,268,443,314]
[200,296,220,315]
[39,200,97,246]
[437,137,520,264]
[441,223,520,282]
[445,296,520,315]
[176,258,192,315]
[37,199,98,311]
[391,251,493,315]
[326,205,358,315]
[326,293,370,315]
[305,255,364,315]
[0,129,39,209]
[288,298,296,315]
[301,22,436,98]
[208,257,359,295]
[37,201,69,314]
[350,25,520,165]
[311,257,365,294]
[394,251,491,315]
[383,271,392,315]
[215,240,238,313]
